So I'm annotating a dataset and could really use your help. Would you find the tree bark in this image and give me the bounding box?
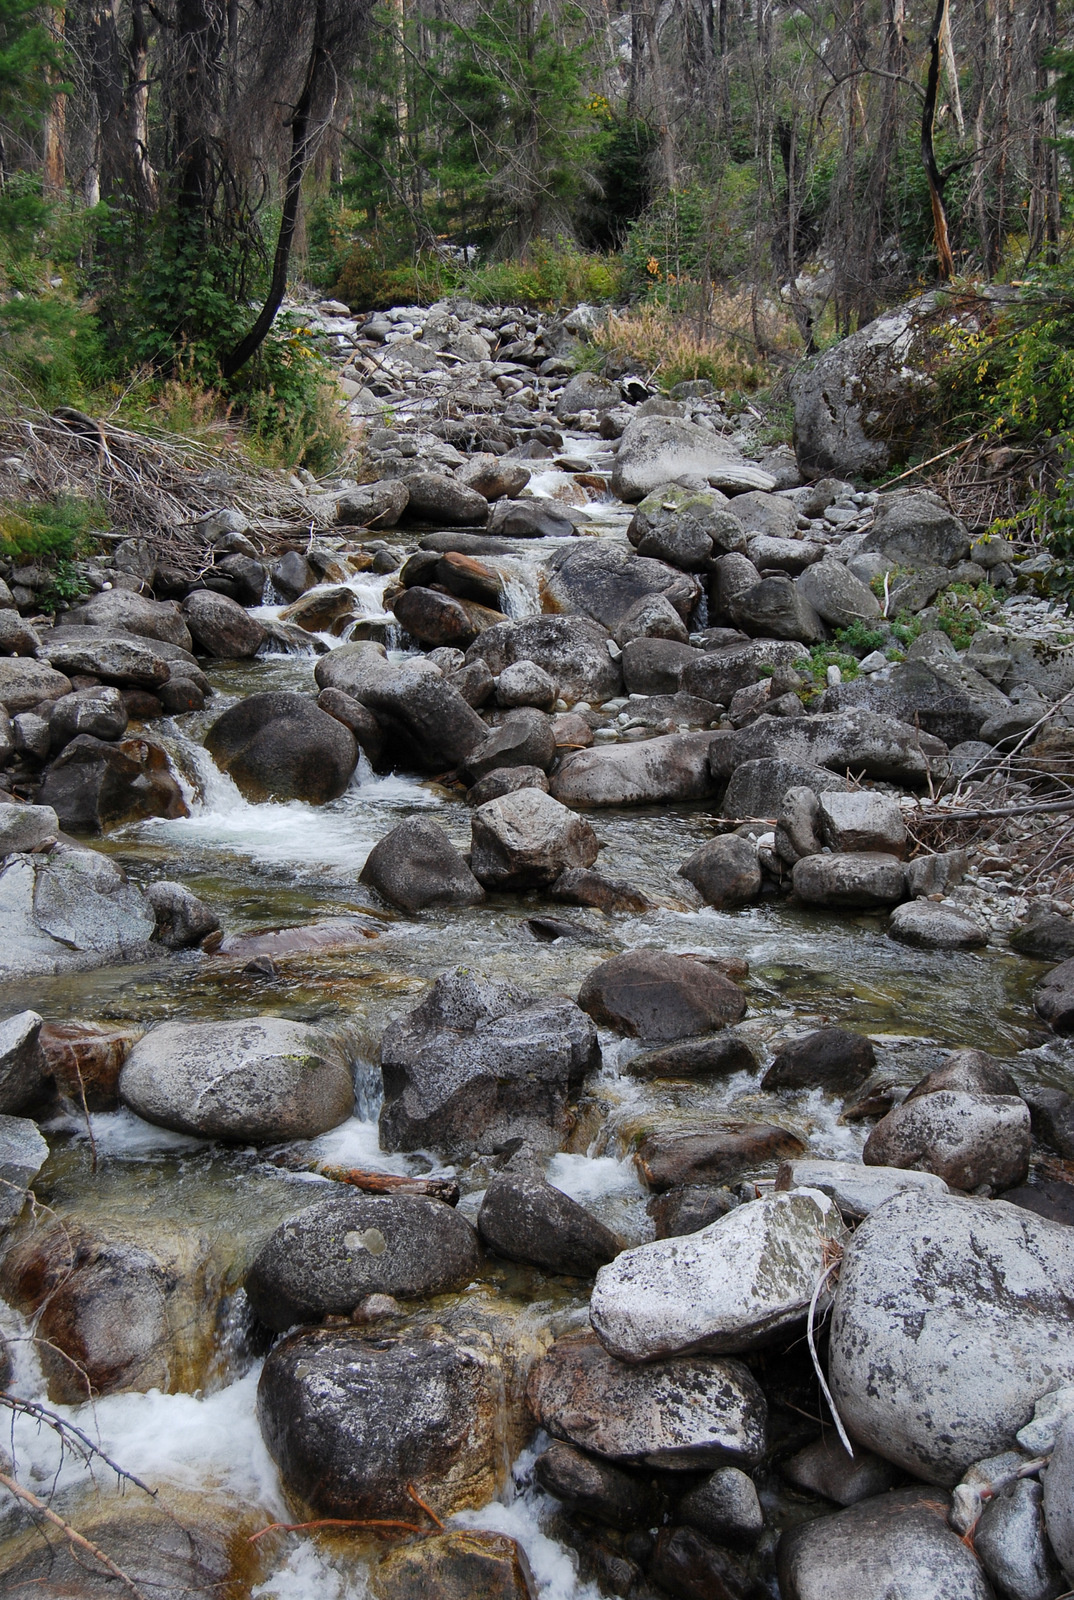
[922,0,955,280]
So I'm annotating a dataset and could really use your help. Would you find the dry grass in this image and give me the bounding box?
[585,294,797,393]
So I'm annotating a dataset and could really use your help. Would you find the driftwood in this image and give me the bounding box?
[320,1166,461,1206]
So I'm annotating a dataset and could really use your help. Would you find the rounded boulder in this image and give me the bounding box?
[205,691,358,803]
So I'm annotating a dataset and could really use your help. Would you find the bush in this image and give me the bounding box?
[0,496,103,566]
[581,302,772,393]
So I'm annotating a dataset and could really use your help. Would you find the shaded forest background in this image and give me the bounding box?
[1,0,1073,477]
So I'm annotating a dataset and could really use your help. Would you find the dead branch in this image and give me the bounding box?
[0,1467,149,1599]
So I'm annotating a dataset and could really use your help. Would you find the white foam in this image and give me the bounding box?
[305,1117,426,1176]
[454,1443,602,1600]
[44,1106,209,1157]
[546,1152,643,1204]
[254,1543,371,1600]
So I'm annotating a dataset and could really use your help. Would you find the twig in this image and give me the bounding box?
[407,1483,444,1529]
[0,1395,159,1502]
[875,431,990,491]
[806,1257,855,1458]
[0,1467,149,1599]
[248,1517,426,1543]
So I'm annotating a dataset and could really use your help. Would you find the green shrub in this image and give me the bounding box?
[0,496,103,567]
[834,620,887,655]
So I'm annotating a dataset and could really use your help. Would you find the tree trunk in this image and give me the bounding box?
[922,0,955,280]
[42,4,67,197]
[222,0,331,379]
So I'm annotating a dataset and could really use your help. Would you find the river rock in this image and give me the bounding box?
[1011,907,1074,962]
[611,416,776,500]
[621,637,698,694]
[888,899,988,950]
[466,708,556,778]
[146,880,220,949]
[551,732,719,808]
[245,1192,481,1331]
[677,835,761,908]
[615,593,692,648]
[403,470,489,526]
[119,1017,354,1142]
[728,575,824,643]
[861,489,971,568]
[710,707,947,784]
[477,1165,619,1276]
[590,1188,845,1363]
[38,634,169,692]
[649,1525,751,1600]
[360,818,484,912]
[320,652,489,771]
[550,867,652,913]
[466,765,548,806]
[528,1329,767,1469]
[556,372,620,419]
[371,1531,537,1600]
[335,479,410,527]
[67,588,194,650]
[681,638,810,703]
[0,802,59,856]
[777,1488,993,1599]
[0,657,72,713]
[257,1325,516,1518]
[182,590,266,657]
[534,1441,662,1530]
[49,686,129,747]
[793,851,906,908]
[762,1027,876,1092]
[783,1435,897,1507]
[0,1113,48,1226]
[38,1020,141,1110]
[1041,1415,1074,1584]
[777,1158,949,1220]
[495,660,556,710]
[456,456,532,501]
[864,1089,1030,1192]
[40,733,186,831]
[830,657,1011,747]
[0,845,156,980]
[1034,960,1074,1034]
[796,560,881,626]
[466,615,620,704]
[543,542,699,632]
[270,549,317,599]
[828,1189,1074,1484]
[648,1185,740,1238]
[470,788,599,889]
[205,691,358,803]
[677,1466,763,1549]
[488,498,575,538]
[628,486,746,570]
[722,757,848,819]
[0,611,40,654]
[578,950,746,1042]
[1024,1087,1074,1160]
[623,1032,757,1080]
[976,1476,1063,1600]
[378,966,599,1158]
[635,1123,805,1190]
[818,791,906,855]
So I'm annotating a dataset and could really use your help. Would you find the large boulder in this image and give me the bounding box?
[378,966,599,1158]
[119,1017,354,1143]
[792,294,946,480]
[555,372,620,419]
[403,471,489,526]
[761,1027,876,1092]
[0,657,71,713]
[793,851,907,908]
[828,1189,1074,1484]
[728,575,824,643]
[466,615,620,705]
[635,1123,805,1190]
[1035,958,1074,1034]
[611,416,777,501]
[66,588,194,650]
[40,734,187,831]
[146,880,220,950]
[315,649,489,770]
[335,480,410,527]
[888,900,987,950]
[627,485,746,570]
[465,708,556,780]
[534,1440,663,1531]
[48,685,129,746]
[550,732,719,809]
[391,586,497,649]
[709,708,948,784]
[863,1089,1031,1192]
[0,802,59,856]
[542,543,700,632]
[37,633,170,691]
[469,788,599,889]
[204,692,358,803]
[258,1326,517,1518]
[578,951,747,1042]
[590,1188,846,1363]
[245,1192,481,1330]
[360,818,484,912]
[529,1330,767,1469]
[828,657,1011,746]
[681,638,810,703]
[182,590,266,658]
[477,1165,619,1276]
[621,637,700,695]
[777,1158,949,1222]
[861,489,971,568]
[777,1488,993,1600]
[0,844,156,980]
[722,757,848,819]
[797,560,881,627]
[818,790,906,855]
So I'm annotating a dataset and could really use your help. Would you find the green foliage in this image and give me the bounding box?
[0,294,109,408]
[232,315,350,473]
[934,582,997,648]
[834,620,887,655]
[0,497,103,567]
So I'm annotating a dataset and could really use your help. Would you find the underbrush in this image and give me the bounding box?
[333,236,626,311]
[579,300,778,392]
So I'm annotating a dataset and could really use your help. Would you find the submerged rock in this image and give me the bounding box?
[371,1531,537,1600]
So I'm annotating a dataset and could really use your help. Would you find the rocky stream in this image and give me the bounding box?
[3,294,1074,1599]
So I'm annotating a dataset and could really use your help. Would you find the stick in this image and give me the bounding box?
[318,1167,460,1205]
[0,1395,158,1502]
[912,797,1074,823]
[0,1468,149,1599]
[875,431,988,491]
[806,1260,855,1458]
[407,1483,444,1529]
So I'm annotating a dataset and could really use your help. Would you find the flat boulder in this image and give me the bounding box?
[119,1017,354,1143]
[205,692,358,803]
[578,950,746,1042]
[710,707,947,784]
[0,658,71,714]
[477,1164,619,1276]
[528,1329,767,1469]
[777,1488,992,1600]
[611,416,776,501]
[470,788,599,889]
[829,1189,1074,1484]
[0,844,156,980]
[681,639,810,703]
[863,1089,1030,1192]
[888,900,987,950]
[793,851,907,908]
[258,1325,514,1518]
[378,966,599,1158]
[359,818,484,912]
[245,1192,481,1330]
[66,589,193,650]
[590,1188,846,1362]
[37,633,170,691]
[551,732,719,809]
[818,790,906,855]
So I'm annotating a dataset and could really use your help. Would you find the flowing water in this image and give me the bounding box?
[0,439,1060,1596]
